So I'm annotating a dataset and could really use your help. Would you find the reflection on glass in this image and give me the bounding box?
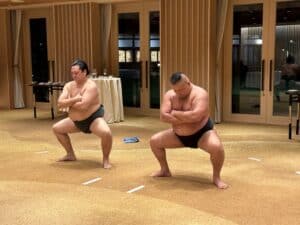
[151,51,158,62]
[149,11,160,108]
[118,50,125,62]
[273,1,300,116]
[232,4,263,114]
[136,50,140,62]
[126,51,132,62]
[118,13,141,107]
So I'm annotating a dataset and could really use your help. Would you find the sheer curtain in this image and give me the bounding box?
[215,0,228,122]
[13,10,25,108]
[100,4,112,74]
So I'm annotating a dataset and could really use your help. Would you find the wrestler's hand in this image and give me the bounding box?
[167,110,183,124]
[171,110,180,116]
[74,93,82,102]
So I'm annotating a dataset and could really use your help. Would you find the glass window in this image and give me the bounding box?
[118,50,125,62]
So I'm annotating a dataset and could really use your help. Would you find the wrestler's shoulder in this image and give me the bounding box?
[64,81,74,88]
[193,85,206,92]
[166,89,175,96]
[86,79,98,89]
[193,85,208,97]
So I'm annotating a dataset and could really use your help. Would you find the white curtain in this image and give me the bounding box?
[13,10,25,108]
[215,0,228,122]
[100,4,112,73]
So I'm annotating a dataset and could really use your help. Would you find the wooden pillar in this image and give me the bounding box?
[0,9,13,109]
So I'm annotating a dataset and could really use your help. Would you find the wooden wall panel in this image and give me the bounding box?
[0,9,13,109]
[90,3,101,74]
[160,0,217,115]
[54,3,92,81]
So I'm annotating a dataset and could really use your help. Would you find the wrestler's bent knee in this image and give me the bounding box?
[150,134,159,148]
[52,123,59,133]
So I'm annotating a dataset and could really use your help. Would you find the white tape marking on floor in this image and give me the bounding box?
[35,151,49,154]
[248,157,261,162]
[296,171,300,175]
[127,185,145,194]
[82,177,102,185]
[79,149,98,152]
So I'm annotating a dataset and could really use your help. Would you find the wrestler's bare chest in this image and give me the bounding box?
[69,84,86,97]
[171,96,193,111]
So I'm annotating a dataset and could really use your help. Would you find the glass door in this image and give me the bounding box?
[112,1,160,114]
[23,7,53,108]
[224,0,269,123]
[30,18,49,102]
[268,1,300,123]
[118,12,141,107]
[231,3,263,115]
[149,11,160,109]
[224,0,300,125]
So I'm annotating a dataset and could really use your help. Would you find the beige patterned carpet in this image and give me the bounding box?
[0,109,299,225]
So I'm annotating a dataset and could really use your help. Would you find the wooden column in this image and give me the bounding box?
[160,0,217,116]
[0,9,13,109]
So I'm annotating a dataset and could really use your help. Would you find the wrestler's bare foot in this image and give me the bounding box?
[103,160,112,169]
[57,154,77,162]
[213,177,228,189]
[150,170,172,177]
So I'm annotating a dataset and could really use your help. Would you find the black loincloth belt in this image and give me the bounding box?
[73,105,104,133]
[175,118,214,148]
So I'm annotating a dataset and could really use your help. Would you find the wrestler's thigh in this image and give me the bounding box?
[151,129,184,149]
[90,117,111,137]
[197,130,223,154]
[53,117,80,134]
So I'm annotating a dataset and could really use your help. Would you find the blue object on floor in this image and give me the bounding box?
[123,137,139,143]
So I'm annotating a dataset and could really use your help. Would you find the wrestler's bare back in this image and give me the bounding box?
[168,85,209,136]
[65,79,101,121]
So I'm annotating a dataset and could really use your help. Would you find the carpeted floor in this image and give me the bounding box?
[0,109,299,225]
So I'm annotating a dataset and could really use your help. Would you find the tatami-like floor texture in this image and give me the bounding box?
[0,109,299,225]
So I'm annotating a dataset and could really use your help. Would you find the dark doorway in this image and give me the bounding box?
[149,11,160,108]
[30,18,49,102]
[118,13,141,107]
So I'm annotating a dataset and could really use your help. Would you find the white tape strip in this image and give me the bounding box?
[248,157,261,162]
[35,151,49,154]
[82,177,102,185]
[296,171,300,175]
[79,149,98,152]
[127,185,145,194]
